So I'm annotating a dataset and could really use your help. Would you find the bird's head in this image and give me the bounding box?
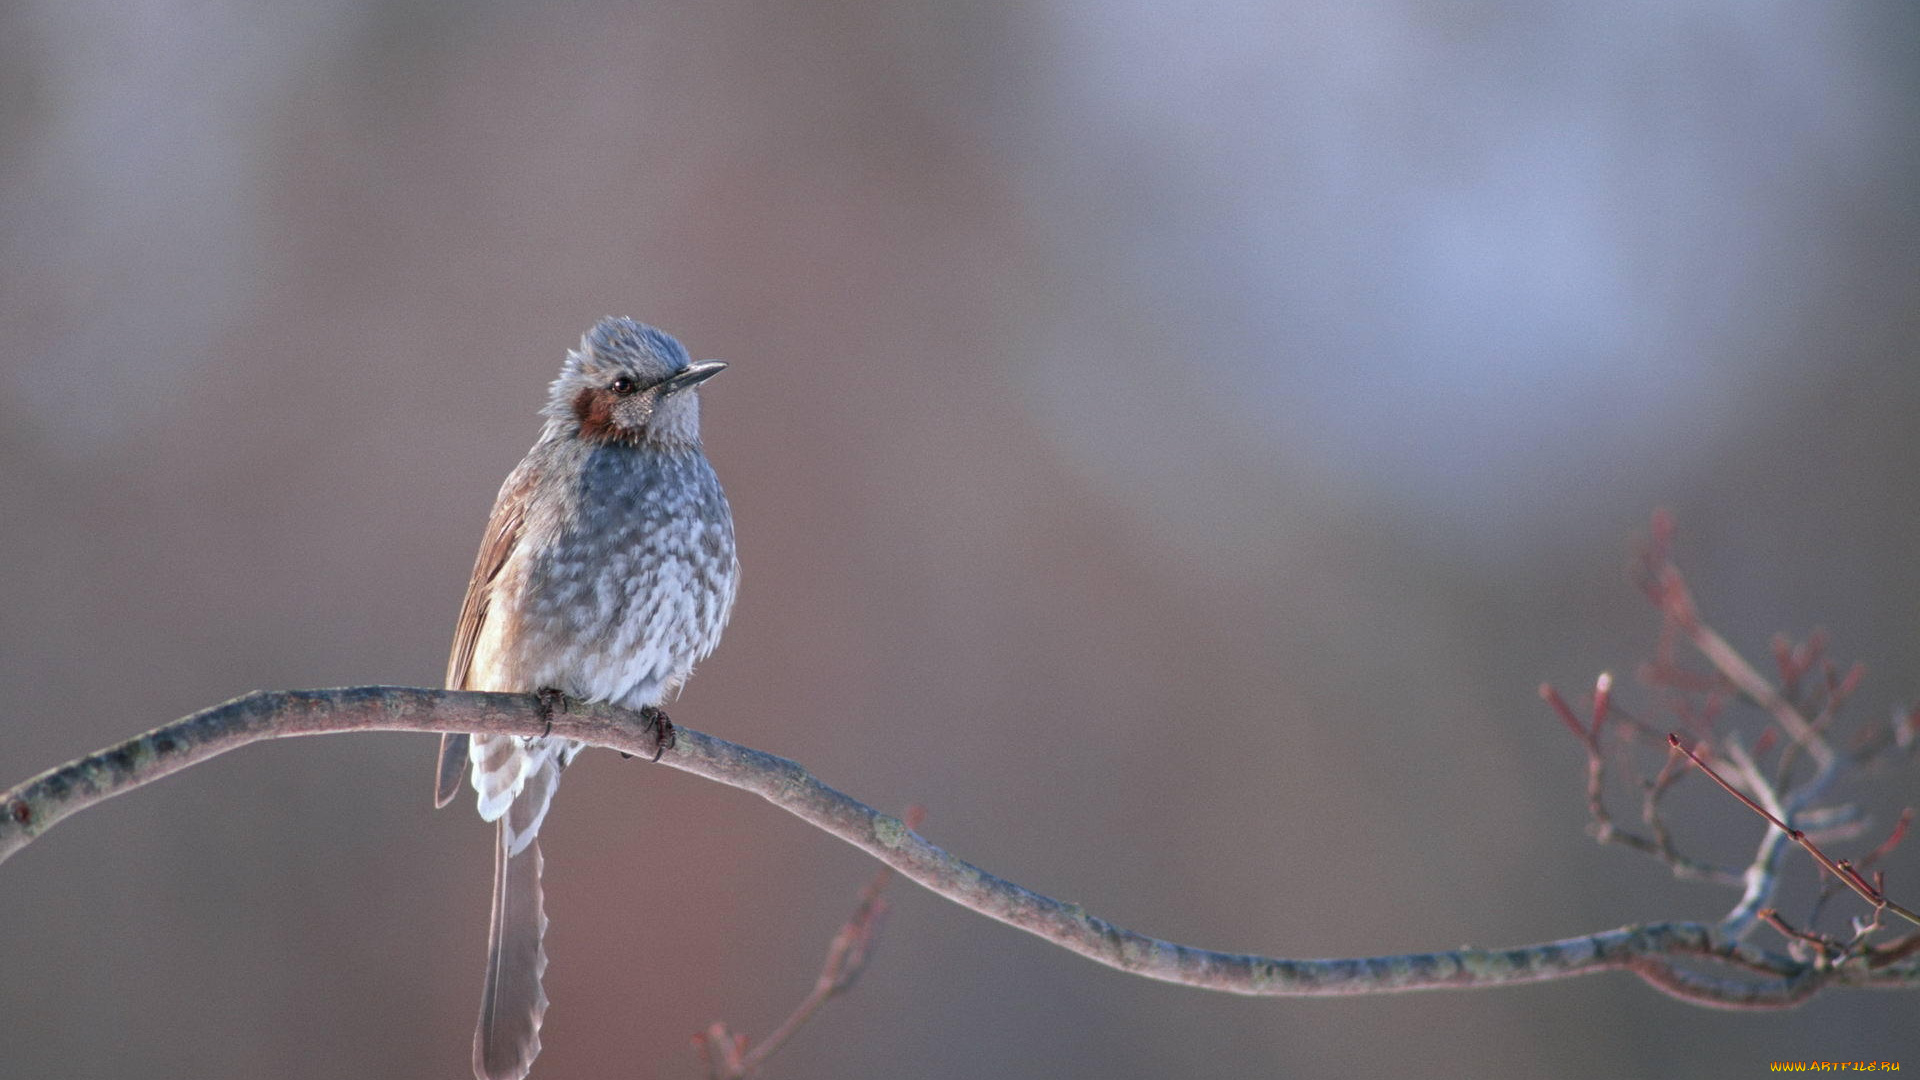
[544,317,725,448]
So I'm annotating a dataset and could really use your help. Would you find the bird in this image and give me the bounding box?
[435,317,739,1080]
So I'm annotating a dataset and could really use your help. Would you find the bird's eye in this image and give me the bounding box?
[609,376,637,396]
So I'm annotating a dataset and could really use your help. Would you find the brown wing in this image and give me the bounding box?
[436,461,538,808]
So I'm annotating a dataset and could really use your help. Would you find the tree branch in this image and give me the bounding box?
[1543,514,1920,966]
[1670,733,1920,930]
[4,686,1916,1009]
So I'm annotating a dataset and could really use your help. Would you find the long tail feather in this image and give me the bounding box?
[473,821,550,1080]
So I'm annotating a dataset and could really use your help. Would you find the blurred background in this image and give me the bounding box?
[3,2,1918,1077]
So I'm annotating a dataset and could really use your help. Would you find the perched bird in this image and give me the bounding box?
[435,317,739,1080]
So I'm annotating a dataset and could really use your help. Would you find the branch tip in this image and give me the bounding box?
[1542,683,1592,746]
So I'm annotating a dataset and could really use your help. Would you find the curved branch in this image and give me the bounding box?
[4,686,1915,1007]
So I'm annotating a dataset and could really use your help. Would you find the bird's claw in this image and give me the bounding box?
[534,687,567,739]
[639,705,676,762]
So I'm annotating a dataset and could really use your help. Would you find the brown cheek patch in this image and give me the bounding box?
[573,387,619,443]
[573,386,650,444]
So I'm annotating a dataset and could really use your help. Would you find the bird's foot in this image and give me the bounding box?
[640,705,676,762]
[534,687,567,739]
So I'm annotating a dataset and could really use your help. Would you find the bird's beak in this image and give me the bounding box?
[659,360,727,396]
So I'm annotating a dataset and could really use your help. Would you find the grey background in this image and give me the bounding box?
[3,3,1917,1078]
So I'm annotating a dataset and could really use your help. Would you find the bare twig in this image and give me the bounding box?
[5,687,1911,1009]
[1757,909,1840,965]
[1543,515,1920,953]
[1669,734,1920,930]
[1863,808,1915,869]
[1538,678,1742,885]
[1634,512,1834,773]
[696,806,925,1079]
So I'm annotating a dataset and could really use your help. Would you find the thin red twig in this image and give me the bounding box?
[695,806,926,1079]
[1669,734,1920,930]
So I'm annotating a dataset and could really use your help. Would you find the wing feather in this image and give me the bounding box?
[435,460,539,807]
